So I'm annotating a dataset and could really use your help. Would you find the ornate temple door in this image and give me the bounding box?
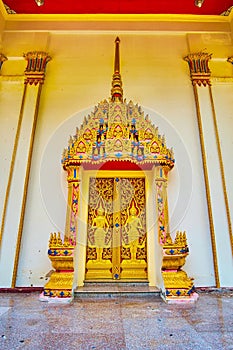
[85,177,147,280]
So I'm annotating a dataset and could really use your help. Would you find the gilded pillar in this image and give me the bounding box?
[155,166,170,245]
[184,51,233,287]
[0,52,51,288]
[64,165,81,246]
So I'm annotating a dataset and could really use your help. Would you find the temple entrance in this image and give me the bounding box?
[85,176,147,280]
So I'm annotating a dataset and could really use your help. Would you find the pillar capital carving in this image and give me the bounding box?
[227,56,233,65]
[0,53,7,71]
[184,51,212,87]
[23,51,51,85]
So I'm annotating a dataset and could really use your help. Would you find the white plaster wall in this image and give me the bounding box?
[211,82,233,232]
[0,78,23,222]
[211,82,233,286]
[0,31,231,287]
[0,78,24,286]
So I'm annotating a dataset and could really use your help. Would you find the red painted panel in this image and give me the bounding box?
[82,161,153,170]
[4,0,233,15]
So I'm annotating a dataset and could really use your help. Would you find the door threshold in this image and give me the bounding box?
[74,281,161,298]
[84,279,149,283]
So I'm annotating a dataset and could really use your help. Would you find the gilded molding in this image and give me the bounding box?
[208,86,233,256]
[227,57,233,65]
[184,51,212,86]
[23,51,51,85]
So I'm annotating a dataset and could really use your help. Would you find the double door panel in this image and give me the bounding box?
[85,176,147,280]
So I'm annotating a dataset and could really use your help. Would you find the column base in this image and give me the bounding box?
[161,291,199,304]
[39,292,73,303]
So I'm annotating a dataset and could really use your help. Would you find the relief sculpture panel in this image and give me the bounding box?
[85,177,147,280]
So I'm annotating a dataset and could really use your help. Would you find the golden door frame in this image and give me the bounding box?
[75,169,160,287]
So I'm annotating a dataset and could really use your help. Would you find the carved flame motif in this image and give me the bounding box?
[62,98,175,169]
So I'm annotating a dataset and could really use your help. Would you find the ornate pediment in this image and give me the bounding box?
[62,99,174,170]
[62,37,174,171]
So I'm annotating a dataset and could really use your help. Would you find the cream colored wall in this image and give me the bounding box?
[0,27,232,287]
[211,82,233,284]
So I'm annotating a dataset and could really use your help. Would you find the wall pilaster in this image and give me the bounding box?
[184,51,233,287]
[0,52,51,288]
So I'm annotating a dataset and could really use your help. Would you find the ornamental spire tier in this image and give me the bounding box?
[111,37,123,102]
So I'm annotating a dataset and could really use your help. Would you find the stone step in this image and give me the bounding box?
[74,280,161,298]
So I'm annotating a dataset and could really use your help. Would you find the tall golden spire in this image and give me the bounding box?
[111,37,123,102]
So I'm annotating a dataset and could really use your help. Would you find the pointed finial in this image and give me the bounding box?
[114,37,120,72]
[111,37,123,102]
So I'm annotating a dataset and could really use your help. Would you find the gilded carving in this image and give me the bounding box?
[183,51,212,86]
[162,270,194,297]
[161,231,196,301]
[42,233,74,300]
[85,177,147,280]
[23,51,51,85]
[62,99,174,168]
